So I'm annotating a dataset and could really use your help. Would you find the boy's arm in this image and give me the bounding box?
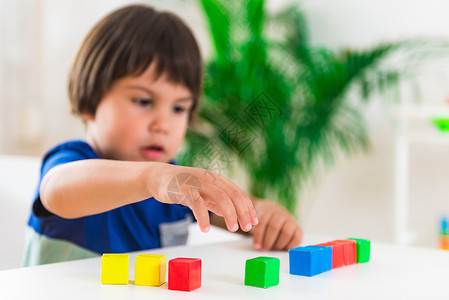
[40,159,258,233]
[210,198,302,251]
[40,159,160,219]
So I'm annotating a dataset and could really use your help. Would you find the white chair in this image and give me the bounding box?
[0,155,40,270]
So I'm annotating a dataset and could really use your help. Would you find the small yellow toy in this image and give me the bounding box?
[101,253,129,285]
[135,254,166,286]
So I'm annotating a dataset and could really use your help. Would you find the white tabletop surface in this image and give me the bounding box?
[1,235,449,300]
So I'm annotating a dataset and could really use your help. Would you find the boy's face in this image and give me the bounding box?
[82,63,194,163]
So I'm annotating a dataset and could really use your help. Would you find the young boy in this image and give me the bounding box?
[23,4,302,266]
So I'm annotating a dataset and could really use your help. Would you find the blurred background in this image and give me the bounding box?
[1,0,449,269]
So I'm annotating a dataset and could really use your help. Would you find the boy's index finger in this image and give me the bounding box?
[190,195,210,233]
[249,203,259,225]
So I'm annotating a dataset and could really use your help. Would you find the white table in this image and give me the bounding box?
[1,236,448,299]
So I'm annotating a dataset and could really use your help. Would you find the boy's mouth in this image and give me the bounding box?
[141,145,165,159]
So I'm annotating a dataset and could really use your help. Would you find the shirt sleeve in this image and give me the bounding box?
[32,141,99,217]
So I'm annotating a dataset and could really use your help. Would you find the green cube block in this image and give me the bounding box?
[347,238,370,263]
[244,256,280,288]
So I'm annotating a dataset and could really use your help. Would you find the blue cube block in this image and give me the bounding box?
[317,246,332,272]
[289,245,332,276]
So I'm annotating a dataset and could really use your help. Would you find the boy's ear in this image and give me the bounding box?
[81,111,95,122]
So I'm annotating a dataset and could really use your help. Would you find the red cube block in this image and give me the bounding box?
[316,241,345,269]
[168,258,201,292]
[332,240,357,265]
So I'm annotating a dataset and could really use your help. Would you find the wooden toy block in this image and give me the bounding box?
[347,238,371,263]
[244,256,280,288]
[168,257,201,292]
[289,246,332,277]
[135,254,166,286]
[316,241,344,269]
[439,234,449,250]
[331,240,357,265]
[101,253,129,285]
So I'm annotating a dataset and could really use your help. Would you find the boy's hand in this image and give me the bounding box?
[251,199,302,251]
[151,165,258,233]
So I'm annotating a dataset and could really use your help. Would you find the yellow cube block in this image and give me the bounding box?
[135,254,166,286]
[101,253,129,285]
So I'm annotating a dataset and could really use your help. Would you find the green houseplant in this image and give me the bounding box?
[177,0,442,213]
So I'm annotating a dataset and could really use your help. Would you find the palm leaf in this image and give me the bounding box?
[177,0,447,213]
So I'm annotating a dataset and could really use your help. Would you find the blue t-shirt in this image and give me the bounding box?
[27,140,194,254]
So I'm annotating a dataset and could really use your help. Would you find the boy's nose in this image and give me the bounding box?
[149,110,170,134]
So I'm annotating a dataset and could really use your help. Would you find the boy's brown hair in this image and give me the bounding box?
[68,4,202,122]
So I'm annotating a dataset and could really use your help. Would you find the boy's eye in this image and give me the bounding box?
[132,98,153,107]
[173,105,188,114]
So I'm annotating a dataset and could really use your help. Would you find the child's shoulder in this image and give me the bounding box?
[43,139,99,162]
